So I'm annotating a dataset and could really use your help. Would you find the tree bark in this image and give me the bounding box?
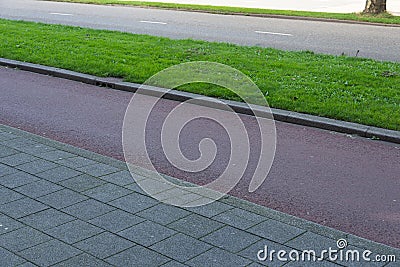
[364,0,387,14]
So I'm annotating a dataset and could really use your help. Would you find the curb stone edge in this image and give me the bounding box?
[1,57,399,144]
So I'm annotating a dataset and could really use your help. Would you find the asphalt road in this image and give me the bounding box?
[1,0,400,62]
[1,66,399,248]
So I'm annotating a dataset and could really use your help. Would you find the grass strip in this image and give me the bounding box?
[45,0,400,25]
[0,19,399,130]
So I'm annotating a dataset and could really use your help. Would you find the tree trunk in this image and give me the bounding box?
[364,0,387,14]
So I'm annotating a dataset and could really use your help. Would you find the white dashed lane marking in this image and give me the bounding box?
[255,30,293,36]
[49,12,73,16]
[140,20,167,25]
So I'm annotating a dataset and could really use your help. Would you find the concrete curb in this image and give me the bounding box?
[2,123,400,258]
[1,57,400,144]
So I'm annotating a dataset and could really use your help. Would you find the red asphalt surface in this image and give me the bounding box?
[1,67,399,248]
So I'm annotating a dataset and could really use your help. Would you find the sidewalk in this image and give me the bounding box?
[0,123,399,266]
[135,0,400,15]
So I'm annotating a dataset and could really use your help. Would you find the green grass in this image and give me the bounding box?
[46,0,400,25]
[1,19,399,130]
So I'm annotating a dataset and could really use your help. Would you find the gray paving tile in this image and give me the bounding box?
[284,260,342,266]
[0,131,18,141]
[239,239,296,267]
[16,159,58,175]
[100,171,135,186]
[36,166,81,183]
[61,199,115,221]
[15,180,62,198]
[247,220,306,244]
[151,233,212,263]
[136,203,190,225]
[161,174,193,187]
[0,247,26,266]
[1,138,37,149]
[0,163,17,177]
[19,239,81,266]
[187,247,252,267]
[134,178,174,195]
[106,245,170,266]
[16,144,56,155]
[212,208,267,230]
[45,220,103,244]
[53,253,112,267]
[74,232,134,259]
[164,193,203,206]
[36,150,75,161]
[59,174,106,192]
[0,153,38,166]
[38,189,88,209]
[89,210,145,233]
[336,245,387,267]
[109,193,158,214]
[0,186,24,205]
[124,182,145,194]
[15,262,37,267]
[83,183,131,203]
[384,261,400,267]
[0,214,24,235]
[285,232,338,253]
[77,163,120,177]
[152,187,196,201]
[168,214,224,238]
[19,209,75,231]
[0,226,52,252]
[118,220,177,247]
[160,261,188,267]
[0,198,48,219]
[0,171,40,188]
[201,226,261,253]
[0,145,18,158]
[185,201,233,218]
[56,157,97,169]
